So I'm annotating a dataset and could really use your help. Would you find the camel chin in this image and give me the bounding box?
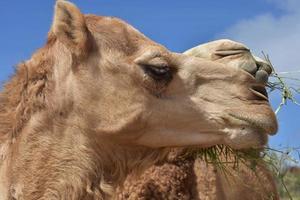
[223,127,268,149]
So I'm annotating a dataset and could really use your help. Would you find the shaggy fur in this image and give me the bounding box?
[116,149,196,200]
[0,1,277,199]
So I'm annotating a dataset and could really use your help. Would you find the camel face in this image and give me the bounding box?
[51,1,277,150]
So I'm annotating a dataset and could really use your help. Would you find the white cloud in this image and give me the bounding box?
[218,0,300,74]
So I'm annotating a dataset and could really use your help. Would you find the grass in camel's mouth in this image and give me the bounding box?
[180,144,299,199]
[263,52,299,114]
[182,145,261,174]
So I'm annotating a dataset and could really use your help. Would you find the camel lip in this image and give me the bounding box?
[249,85,269,101]
[228,113,277,136]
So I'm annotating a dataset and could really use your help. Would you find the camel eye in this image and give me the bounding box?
[141,65,172,82]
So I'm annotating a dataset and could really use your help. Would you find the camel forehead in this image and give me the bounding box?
[86,15,137,32]
[84,15,159,54]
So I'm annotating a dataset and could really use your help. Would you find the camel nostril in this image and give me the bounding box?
[250,85,269,101]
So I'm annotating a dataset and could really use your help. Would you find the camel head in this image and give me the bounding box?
[49,1,277,150]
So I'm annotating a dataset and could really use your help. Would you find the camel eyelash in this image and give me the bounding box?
[141,64,173,82]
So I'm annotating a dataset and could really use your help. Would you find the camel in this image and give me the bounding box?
[116,41,279,200]
[0,1,277,199]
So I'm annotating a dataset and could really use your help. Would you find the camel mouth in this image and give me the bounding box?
[249,85,269,101]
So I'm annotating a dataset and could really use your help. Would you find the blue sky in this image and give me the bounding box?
[0,1,299,160]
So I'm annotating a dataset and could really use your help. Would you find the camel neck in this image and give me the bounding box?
[8,114,119,199]
[9,112,167,199]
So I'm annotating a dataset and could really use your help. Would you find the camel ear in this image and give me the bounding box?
[52,0,90,58]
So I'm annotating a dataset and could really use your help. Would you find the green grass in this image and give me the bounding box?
[263,52,300,114]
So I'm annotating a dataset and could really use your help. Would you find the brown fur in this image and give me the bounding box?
[0,1,277,199]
